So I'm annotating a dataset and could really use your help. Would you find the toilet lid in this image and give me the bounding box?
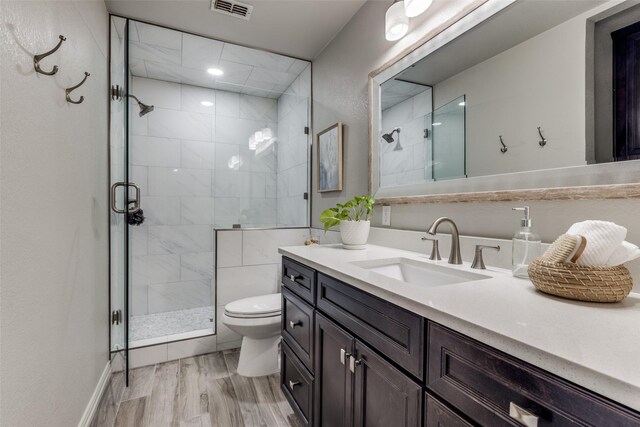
[224,293,281,318]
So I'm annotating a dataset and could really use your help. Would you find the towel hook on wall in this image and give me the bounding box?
[537,126,547,147]
[33,35,66,76]
[499,135,508,153]
[65,72,90,104]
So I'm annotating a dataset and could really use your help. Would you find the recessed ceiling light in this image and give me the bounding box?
[201,101,214,107]
[207,68,224,76]
[432,122,442,126]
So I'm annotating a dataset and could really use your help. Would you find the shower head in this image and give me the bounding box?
[137,101,154,117]
[382,127,401,143]
[127,94,155,117]
[382,127,403,151]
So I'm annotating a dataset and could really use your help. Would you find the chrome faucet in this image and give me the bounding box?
[427,217,463,264]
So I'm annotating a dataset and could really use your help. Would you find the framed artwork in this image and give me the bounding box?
[317,123,343,192]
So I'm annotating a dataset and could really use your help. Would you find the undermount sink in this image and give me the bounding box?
[351,257,491,287]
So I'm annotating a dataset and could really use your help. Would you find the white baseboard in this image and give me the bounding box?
[78,361,112,427]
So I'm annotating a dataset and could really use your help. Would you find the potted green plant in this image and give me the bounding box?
[320,195,375,249]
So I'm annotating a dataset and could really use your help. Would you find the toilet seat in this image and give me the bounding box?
[224,293,281,319]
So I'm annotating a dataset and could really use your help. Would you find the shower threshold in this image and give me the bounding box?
[129,306,215,348]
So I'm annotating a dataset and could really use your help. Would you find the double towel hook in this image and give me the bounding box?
[34,35,66,76]
[66,72,90,104]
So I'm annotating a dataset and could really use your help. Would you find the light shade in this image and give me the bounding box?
[404,0,432,18]
[262,128,273,140]
[385,1,409,41]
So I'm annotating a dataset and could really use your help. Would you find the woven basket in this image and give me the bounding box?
[528,258,633,303]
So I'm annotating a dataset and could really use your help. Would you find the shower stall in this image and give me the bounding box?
[109,16,311,374]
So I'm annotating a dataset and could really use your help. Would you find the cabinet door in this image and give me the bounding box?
[353,340,422,427]
[314,313,354,427]
[426,394,473,427]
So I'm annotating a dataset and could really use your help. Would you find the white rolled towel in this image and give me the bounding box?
[567,220,627,266]
[606,241,640,266]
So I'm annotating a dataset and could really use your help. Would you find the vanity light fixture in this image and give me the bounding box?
[254,130,264,142]
[404,0,432,18]
[385,0,409,41]
[458,101,466,106]
[201,101,214,107]
[432,122,442,126]
[207,68,224,76]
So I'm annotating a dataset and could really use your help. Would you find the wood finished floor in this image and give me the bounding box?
[91,349,303,427]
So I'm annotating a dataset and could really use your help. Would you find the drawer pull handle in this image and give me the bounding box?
[289,380,301,390]
[509,402,538,427]
[289,274,299,282]
[289,320,301,329]
[340,349,351,365]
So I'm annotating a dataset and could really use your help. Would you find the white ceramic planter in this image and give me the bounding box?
[340,220,371,248]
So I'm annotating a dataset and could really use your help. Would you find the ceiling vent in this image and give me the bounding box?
[211,0,253,20]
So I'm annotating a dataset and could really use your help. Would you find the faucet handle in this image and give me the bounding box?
[471,245,500,269]
[422,237,442,261]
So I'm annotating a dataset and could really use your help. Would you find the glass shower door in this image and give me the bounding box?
[109,15,129,383]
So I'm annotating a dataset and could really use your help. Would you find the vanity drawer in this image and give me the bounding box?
[282,341,314,426]
[316,273,424,380]
[282,257,316,304]
[427,322,640,427]
[425,393,473,427]
[282,287,314,372]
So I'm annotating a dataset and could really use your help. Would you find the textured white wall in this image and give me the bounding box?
[0,1,109,426]
[311,0,640,273]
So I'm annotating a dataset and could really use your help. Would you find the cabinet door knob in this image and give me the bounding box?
[289,320,301,329]
[289,380,301,390]
[509,402,538,427]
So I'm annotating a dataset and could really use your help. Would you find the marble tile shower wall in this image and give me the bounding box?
[129,76,278,315]
[380,89,432,187]
[277,65,311,226]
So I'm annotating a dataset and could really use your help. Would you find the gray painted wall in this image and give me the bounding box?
[312,1,640,258]
[0,0,110,425]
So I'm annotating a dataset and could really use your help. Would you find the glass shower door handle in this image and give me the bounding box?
[110,182,141,214]
[128,183,141,213]
[111,181,127,214]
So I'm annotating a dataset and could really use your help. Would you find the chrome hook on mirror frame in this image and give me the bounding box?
[34,35,66,76]
[65,72,90,104]
[499,135,508,153]
[537,126,547,147]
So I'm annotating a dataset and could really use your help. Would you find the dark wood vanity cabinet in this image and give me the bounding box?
[314,313,422,427]
[280,257,640,427]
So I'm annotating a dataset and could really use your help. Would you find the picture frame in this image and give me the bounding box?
[317,123,343,192]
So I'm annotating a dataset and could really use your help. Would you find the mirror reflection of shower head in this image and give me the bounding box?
[382,127,402,151]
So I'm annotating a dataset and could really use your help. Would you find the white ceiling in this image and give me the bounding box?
[106,0,368,60]
[381,79,430,110]
[121,20,310,98]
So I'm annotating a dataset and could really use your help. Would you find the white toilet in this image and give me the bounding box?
[222,293,282,377]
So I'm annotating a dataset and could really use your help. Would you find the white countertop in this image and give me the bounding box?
[279,243,640,411]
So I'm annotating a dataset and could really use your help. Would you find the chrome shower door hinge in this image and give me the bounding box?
[111,309,122,325]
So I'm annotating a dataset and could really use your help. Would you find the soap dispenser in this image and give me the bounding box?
[512,206,541,278]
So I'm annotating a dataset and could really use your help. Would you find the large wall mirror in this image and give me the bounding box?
[370,0,640,202]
